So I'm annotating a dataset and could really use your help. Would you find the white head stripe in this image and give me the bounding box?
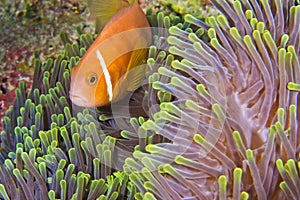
[96,50,113,101]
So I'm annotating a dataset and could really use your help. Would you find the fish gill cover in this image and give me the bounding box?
[0,0,300,199]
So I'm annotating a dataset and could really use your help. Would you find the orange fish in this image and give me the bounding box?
[70,0,152,107]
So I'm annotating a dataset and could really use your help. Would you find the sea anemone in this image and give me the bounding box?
[0,31,141,198]
[123,0,300,199]
[0,0,299,199]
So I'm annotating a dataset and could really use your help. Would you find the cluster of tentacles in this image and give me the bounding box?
[0,0,299,199]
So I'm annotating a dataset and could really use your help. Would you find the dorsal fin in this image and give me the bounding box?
[88,0,137,33]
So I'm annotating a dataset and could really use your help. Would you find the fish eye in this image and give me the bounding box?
[86,72,98,86]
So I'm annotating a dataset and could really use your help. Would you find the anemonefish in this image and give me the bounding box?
[69,0,152,107]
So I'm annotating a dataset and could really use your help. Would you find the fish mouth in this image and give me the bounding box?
[69,92,91,107]
[69,92,80,100]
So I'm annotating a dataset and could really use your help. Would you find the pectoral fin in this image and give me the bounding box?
[124,48,149,91]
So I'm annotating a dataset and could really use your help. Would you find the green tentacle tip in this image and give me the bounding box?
[188,32,200,43]
[287,82,300,91]
[184,14,195,23]
[167,35,180,45]
[287,45,297,55]
[208,28,217,39]
[185,99,199,111]
[280,34,289,48]
[148,72,160,83]
[168,46,183,56]
[174,155,187,165]
[157,11,164,21]
[60,180,67,199]
[286,159,298,175]
[163,16,171,28]
[143,192,157,200]
[212,103,225,119]
[162,164,175,175]
[276,159,284,172]
[152,81,168,92]
[60,31,71,45]
[196,84,209,95]
[140,157,157,172]
[240,191,249,200]
[129,117,140,127]
[170,76,189,90]
[193,41,203,53]
[256,22,265,33]
[148,46,157,58]
[48,190,56,200]
[245,149,254,162]
[243,31,253,41]
[168,26,181,35]
[195,28,204,37]
[145,144,159,153]
[80,47,86,57]
[68,148,76,164]
[160,102,178,112]
[234,168,243,179]
[0,184,9,200]
[108,192,119,200]
[218,175,227,198]
[157,90,172,102]
[134,192,143,200]
[157,51,167,62]
[274,121,284,132]
[211,38,222,50]
[5,159,14,170]
[245,10,253,20]
[289,105,296,115]
[12,168,21,177]
[277,108,285,125]
[279,182,290,197]
[233,0,242,10]
[158,66,172,77]
[216,15,229,28]
[193,134,206,145]
[171,59,186,70]
[232,131,245,150]
[207,16,217,26]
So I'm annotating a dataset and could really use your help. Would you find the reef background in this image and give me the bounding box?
[0,0,89,129]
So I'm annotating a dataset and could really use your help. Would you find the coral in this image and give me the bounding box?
[0,0,300,199]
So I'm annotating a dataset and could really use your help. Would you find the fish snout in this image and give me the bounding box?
[69,91,91,107]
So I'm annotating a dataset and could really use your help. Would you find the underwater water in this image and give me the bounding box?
[0,0,299,199]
